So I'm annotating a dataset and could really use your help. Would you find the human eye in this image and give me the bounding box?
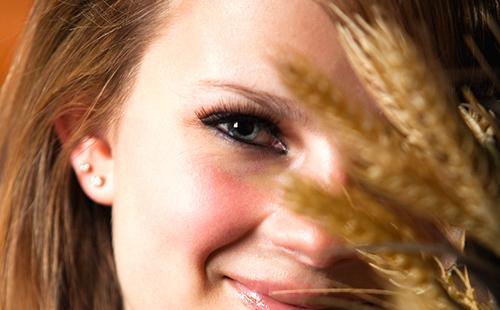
[195,99,288,155]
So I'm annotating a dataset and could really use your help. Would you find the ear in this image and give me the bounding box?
[54,116,115,206]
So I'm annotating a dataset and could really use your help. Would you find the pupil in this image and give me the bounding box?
[232,120,256,137]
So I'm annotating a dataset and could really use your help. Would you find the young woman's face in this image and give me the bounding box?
[104,0,383,308]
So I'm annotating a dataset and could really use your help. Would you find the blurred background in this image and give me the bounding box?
[0,0,33,84]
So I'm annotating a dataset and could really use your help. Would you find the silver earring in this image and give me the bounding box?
[79,162,91,173]
[91,175,105,187]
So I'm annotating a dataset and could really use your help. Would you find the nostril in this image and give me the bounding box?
[261,209,349,269]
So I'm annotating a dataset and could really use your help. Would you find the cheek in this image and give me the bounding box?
[181,163,270,261]
[113,139,277,306]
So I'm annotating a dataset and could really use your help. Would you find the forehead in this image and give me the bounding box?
[158,0,346,74]
[135,0,369,113]
[169,0,336,43]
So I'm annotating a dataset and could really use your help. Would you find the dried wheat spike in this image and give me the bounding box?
[284,175,459,309]
[392,288,462,310]
[459,87,499,158]
[272,48,401,154]
[273,50,500,254]
[274,2,499,305]
[458,104,496,148]
[435,261,493,310]
[329,4,500,254]
[347,156,500,253]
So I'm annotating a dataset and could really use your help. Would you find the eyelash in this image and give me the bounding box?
[195,99,288,155]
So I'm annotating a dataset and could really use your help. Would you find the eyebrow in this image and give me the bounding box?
[199,79,313,128]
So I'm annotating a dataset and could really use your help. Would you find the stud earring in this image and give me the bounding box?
[79,162,91,173]
[91,175,105,187]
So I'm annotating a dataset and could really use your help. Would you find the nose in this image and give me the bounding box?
[260,134,349,268]
[290,133,346,190]
[260,209,347,268]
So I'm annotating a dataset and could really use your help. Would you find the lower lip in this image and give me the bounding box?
[227,278,312,310]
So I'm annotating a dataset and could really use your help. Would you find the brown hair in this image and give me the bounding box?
[382,0,500,97]
[0,1,167,309]
[0,0,498,309]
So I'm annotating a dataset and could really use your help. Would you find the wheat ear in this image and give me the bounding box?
[329,4,500,255]
[459,88,499,159]
[273,50,499,254]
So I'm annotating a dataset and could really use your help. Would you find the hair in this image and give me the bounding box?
[0,1,168,309]
[0,0,498,309]
[379,0,500,97]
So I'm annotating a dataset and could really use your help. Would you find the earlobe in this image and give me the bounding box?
[69,137,115,206]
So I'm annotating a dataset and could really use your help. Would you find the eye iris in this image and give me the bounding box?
[230,120,258,139]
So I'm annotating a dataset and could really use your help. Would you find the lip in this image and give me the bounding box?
[226,275,383,310]
[227,277,314,310]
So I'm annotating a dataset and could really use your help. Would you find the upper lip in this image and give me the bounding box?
[226,274,377,309]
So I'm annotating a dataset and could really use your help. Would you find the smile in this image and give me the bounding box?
[225,275,385,310]
[227,277,315,310]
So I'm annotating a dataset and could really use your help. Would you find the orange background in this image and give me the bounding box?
[0,0,33,84]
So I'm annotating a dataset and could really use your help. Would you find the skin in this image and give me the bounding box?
[68,0,384,309]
